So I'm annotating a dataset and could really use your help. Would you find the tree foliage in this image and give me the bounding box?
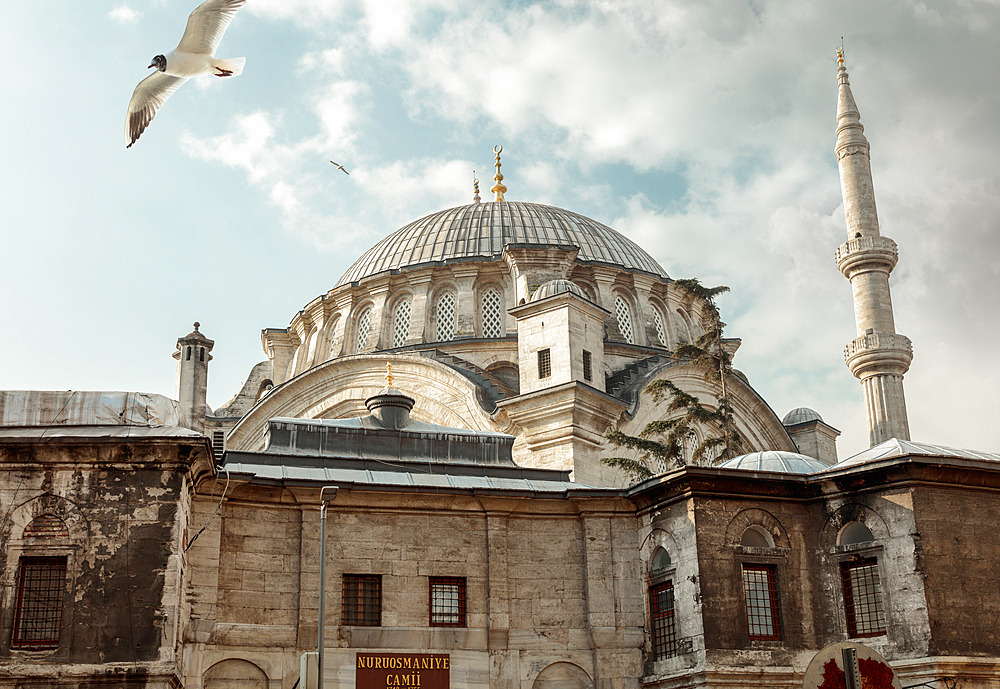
[602,279,745,482]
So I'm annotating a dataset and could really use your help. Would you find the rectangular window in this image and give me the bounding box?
[582,350,592,382]
[841,558,886,637]
[537,349,551,379]
[212,430,226,458]
[742,564,781,641]
[343,574,381,626]
[649,580,677,659]
[429,577,466,627]
[12,556,67,648]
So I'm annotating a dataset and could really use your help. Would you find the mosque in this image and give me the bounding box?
[1,55,999,689]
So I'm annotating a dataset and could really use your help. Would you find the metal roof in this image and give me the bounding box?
[834,438,1000,468]
[717,450,829,474]
[335,201,669,287]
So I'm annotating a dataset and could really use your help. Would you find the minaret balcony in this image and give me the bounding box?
[844,332,913,378]
[836,235,898,277]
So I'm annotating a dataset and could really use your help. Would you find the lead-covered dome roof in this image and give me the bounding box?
[336,201,669,287]
[718,450,827,474]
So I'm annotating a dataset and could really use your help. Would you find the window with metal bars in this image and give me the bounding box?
[392,299,412,348]
[12,556,67,648]
[343,574,381,626]
[481,289,503,338]
[429,577,466,627]
[582,350,592,382]
[841,557,886,637]
[356,309,372,352]
[741,564,781,641]
[615,297,634,344]
[436,293,456,342]
[537,349,551,379]
[649,580,677,659]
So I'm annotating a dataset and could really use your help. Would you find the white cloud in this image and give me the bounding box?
[107,3,142,24]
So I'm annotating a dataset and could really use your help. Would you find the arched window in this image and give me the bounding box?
[436,293,457,342]
[356,308,372,352]
[740,525,774,548]
[614,297,634,344]
[481,288,503,338]
[838,521,874,546]
[676,309,693,343]
[652,309,667,347]
[651,547,671,571]
[392,299,412,349]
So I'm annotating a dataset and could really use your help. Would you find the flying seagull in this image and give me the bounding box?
[330,161,350,175]
[125,0,246,148]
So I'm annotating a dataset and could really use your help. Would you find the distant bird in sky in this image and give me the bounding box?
[125,0,246,148]
[330,161,350,175]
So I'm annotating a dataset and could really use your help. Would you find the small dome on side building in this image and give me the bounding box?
[718,450,828,474]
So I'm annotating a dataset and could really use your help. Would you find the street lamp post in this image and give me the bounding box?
[318,486,338,689]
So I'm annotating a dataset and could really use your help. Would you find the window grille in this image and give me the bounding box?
[582,350,592,382]
[615,297,634,344]
[436,293,456,342]
[649,581,677,659]
[212,430,226,458]
[741,564,781,640]
[356,309,372,352]
[538,349,551,379]
[429,577,466,627]
[343,575,381,626]
[393,299,412,348]
[653,310,666,347]
[481,289,503,338]
[12,556,66,648]
[841,558,886,637]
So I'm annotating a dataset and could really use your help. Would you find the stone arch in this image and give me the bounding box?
[351,300,376,353]
[531,662,594,689]
[640,528,682,574]
[388,291,414,349]
[477,282,506,338]
[429,282,459,342]
[6,494,88,544]
[612,290,638,345]
[724,508,789,549]
[321,312,342,361]
[203,658,268,689]
[821,503,890,546]
[226,353,513,452]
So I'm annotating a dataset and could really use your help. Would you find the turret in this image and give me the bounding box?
[833,50,912,445]
[173,322,214,434]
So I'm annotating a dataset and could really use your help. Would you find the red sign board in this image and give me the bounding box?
[356,653,450,689]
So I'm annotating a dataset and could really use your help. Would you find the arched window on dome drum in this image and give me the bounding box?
[392,299,412,349]
[653,309,667,347]
[436,293,457,342]
[481,289,503,338]
[356,308,372,352]
[615,297,634,344]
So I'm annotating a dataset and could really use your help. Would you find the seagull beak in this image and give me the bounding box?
[148,63,156,69]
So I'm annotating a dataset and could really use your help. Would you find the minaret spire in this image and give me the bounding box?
[833,49,913,446]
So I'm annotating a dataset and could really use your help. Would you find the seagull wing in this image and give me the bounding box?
[125,71,189,148]
[175,0,246,55]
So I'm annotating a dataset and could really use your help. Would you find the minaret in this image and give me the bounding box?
[173,322,214,434]
[834,49,913,445]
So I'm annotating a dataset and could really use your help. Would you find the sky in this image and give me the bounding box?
[1,0,998,460]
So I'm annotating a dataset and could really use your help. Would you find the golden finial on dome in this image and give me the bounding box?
[491,145,507,202]
[385,361,394,388]
[837,39,845,66]
[473,172,481,203]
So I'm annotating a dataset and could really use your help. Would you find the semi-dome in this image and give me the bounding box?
[782,407,823,425]
[336,201,668,287]
[530,279,584,302]
[718,450,827,474]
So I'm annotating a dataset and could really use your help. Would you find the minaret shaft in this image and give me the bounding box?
[834,52,912,446]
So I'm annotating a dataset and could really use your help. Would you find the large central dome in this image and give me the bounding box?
[336,201,668,287]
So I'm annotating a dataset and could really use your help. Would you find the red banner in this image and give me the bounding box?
[356,653,450,689]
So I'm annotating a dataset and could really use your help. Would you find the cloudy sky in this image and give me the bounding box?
[2,0,997,459]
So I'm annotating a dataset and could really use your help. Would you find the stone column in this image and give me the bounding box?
[173,322,214,433]
[452,266,480,338]
[406,276,433,345]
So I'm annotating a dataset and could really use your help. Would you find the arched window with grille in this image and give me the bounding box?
[481,288,503,338]
[436,293,457,342]
[392,299,412,348]
[653,308,667,347]
[356,308,372,352]
[615,297,634,344]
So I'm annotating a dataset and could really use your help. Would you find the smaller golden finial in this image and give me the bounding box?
[473,172,481,203]
[385,361,394,388]
[491,145,507,202]
[837,39,844,66]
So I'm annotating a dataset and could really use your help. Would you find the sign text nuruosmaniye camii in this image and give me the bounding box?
[356,653,450,689]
